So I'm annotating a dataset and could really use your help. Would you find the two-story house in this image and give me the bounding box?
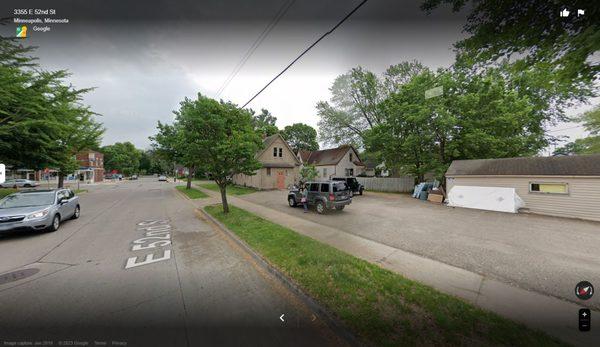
[232,134,301,190]
[298,145,365,180]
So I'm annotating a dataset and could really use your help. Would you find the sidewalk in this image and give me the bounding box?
[191,185,599,346]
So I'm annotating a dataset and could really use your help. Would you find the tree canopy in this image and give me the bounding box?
[102,142,142,176]
[280,123,319,152]
[554,106,600,155]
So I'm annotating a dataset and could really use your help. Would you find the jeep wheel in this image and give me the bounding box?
[288,197,297,207]
[335,205,345,211]
[359,188,364,195]
[316,201,326,214]
[48,215,60,232]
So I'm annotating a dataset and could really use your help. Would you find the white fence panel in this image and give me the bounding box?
[356,176,415,193]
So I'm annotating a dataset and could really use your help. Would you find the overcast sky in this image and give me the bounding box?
[3,0,595,153]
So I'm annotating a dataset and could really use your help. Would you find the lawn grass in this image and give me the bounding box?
[0,188,17,198]
[73,189,88,194]
[176,185,209,199]
[205,204,566,347]
[198,183,258,196]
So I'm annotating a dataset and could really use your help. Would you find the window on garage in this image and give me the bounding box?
[266,168,271,176]
[529,182,568,194]
[273,148,277,157]
[278,148,283,157]
[322,168,327,177]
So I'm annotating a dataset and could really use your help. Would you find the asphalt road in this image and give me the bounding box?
[0,178,346,347]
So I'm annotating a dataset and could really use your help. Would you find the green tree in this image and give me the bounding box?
[281,123,319,152]
[422,0,599,113]
[102,142,142,176]
[299,165,318,185]
[0,35,103,183]
[553,106,600,155]
[160,94,263,212]
[251,108,278,136]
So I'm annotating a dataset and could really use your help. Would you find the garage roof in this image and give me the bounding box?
[446,154,600,176]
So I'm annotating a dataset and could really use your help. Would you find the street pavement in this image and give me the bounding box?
[0,178,346,347]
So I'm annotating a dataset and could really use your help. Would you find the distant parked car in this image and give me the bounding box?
[0,179,39,188]
[158,175,167,182]
[130,175,138,180]
[0,189,80,233]
[332,177,364,196]
[288,181,352,214]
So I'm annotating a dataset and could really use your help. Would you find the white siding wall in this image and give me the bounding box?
[447,176,600,222]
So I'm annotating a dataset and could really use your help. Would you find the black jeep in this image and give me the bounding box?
[332,177,364,196]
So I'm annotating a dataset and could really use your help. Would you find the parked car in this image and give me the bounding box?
[158,175,167,182]
[0,189,80,233]
[288,181,352,214]
[130,175,138,180]
[0,179,39,188]
[332,177,364,196]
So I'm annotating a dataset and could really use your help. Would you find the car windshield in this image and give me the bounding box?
[333,182,348,192]
[0,193,55,208]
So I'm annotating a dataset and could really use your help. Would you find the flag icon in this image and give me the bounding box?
[16,25,28,38]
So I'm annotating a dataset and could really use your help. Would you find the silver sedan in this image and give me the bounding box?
[0,189,80,233]
[0,179,39,188]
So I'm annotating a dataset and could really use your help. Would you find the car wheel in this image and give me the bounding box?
[71,205,80,219]
[316,201,326,214]
[288,197,297,207]
[48,214,61,232]
[359,188,364,195]
[335,205,345,211]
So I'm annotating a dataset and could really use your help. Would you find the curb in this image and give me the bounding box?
[198,206,362,347]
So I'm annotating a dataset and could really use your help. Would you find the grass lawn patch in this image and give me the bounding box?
[198,183,258,196]
[73,189,88,194]
[176,185,209,199]
[205,204,565,347]
[0,188,18,198]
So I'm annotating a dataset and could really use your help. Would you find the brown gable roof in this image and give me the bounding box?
[256,133,301,165]
[302,145,362,166]
[298,149,312,163]
[446,154,600,177]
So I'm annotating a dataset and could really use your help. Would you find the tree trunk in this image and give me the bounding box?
[186,167,193,189]
[57,173,65,188]
[219,183,229,213]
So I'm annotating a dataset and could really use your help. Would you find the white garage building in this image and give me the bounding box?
[446,155,600,222]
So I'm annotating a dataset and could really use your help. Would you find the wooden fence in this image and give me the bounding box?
[356,176,415,193]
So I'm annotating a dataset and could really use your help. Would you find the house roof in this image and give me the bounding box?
[300,145,362,166]
[446,155,600,177]
[256,133,301,165]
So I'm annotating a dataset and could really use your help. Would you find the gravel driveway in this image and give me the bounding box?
[240,189,600,309]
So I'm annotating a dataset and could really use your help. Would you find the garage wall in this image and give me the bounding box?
[447,176,600,222]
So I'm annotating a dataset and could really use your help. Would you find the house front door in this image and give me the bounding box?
[276,170,285,189]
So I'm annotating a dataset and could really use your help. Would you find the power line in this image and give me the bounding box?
[216,0,296,97]
[242,0,369,108]
[547,125,584,133]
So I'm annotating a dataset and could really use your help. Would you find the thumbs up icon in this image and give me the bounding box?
[560,9,570,17]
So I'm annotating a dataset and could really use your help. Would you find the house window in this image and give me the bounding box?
[279,148,283,157]
[345,168,354,177]
[322,168,327,177]
[529,182,568,194]
[273,148,277,157]
[349,153,353,162]
[267,168,271,176]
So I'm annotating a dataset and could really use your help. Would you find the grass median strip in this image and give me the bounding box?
[0,188,17,198]
[176,185,209,199]
[205,204,565,347]
[198,183,258,196]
